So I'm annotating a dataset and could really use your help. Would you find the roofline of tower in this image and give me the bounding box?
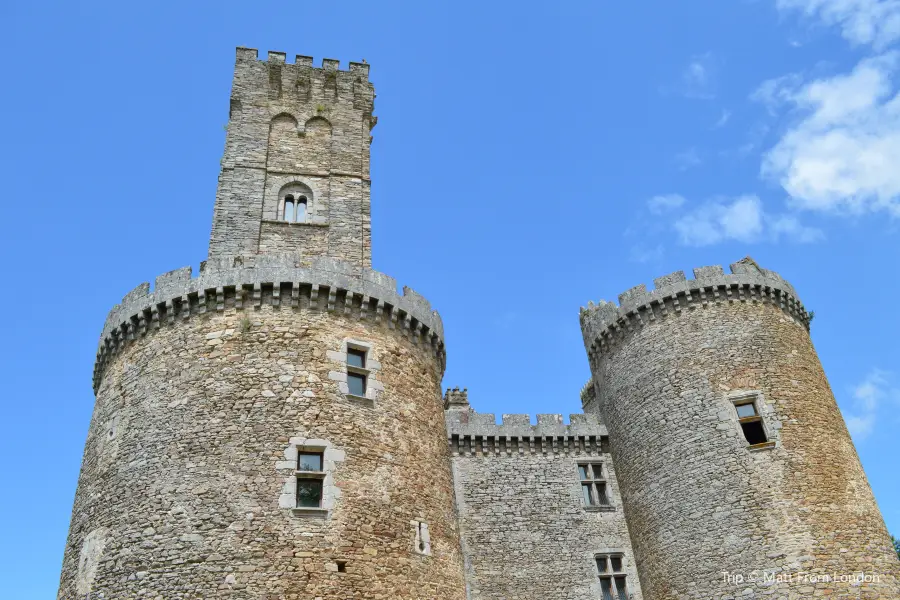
[579,257,811,359]
[94,255,445,392]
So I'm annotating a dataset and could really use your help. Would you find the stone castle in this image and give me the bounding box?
[58,48,900,600]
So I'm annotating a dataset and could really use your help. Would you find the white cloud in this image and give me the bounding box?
[673,195,823,246]
[759,53,900,217]
[648,194,686,214]
[842,369,898,440]
[776,0,900,49]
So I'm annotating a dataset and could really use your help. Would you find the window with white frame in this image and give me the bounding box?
[296,450,325,508]
[346,347,368,397]
[596,554,628,600]
[578,462,610,508]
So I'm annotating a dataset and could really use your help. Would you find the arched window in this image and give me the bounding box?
[282,195,295,222]
[296,196,307,222]
[278,183,313,223]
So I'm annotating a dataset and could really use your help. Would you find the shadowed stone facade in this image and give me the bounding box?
[58,48,900,599]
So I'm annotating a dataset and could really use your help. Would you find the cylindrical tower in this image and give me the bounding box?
[58,258,466,599]
[580,257,900,600]
[58,47,468,599]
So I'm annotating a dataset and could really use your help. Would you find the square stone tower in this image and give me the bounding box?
[209,48,376,265]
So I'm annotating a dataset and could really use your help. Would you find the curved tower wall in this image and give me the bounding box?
[58,257,467,599]
[58,48,468,599]
[580,258,900,600]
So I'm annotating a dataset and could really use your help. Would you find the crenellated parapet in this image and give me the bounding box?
[94,254,445,392]
[579,257,810,360]
[233,47,374,115]
[445,399,608,457]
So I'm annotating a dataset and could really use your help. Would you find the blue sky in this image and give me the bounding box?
[2,1,899,596]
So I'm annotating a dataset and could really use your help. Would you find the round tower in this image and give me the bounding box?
[57,48,468,599]
[580,257,900,600]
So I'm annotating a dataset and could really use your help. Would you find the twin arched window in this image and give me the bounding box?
[279,183,312,223]
[282,194,308,222]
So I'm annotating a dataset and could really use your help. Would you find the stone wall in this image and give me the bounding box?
[445,394,643,600]
[58,261,466,600]
[580,258,900,600]
[209,48,374,265]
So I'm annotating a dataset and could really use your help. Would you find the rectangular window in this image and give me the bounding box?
[578,462,611,508]
[296,449,325,509]
[346,347,368,397]
[298,451,322,472]
[296,479,323,507]
[733,397,770,447]
[596,554,627,600]
[347,372,366,396]
[346,348,366,368]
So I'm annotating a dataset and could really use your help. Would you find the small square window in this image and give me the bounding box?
[609,556,622,572]
[298,452,322,472]
[348,372,366,396]
[596,556,608,573]
[578,465,589,480]
[592,464,603,478]
[347,348,366,368]
[297,479,323,508]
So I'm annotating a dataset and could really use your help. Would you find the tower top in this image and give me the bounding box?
[208,47,377,265]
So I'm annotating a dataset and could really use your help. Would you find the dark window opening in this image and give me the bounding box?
[296,479,323,508]
[735,398,769,446]
[740,420,768,445]
[596,554,627,600]
[348,372,366,396]
[578,462,610,507]
[336,560,347,573]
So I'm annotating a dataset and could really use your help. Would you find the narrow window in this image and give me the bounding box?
[296,196,308,222]
[733,397,769,447]
[346,347,368,397]
[596,554,628,600]
[283,195,295,222]
[296,450,325,508]
[578,462,611,508]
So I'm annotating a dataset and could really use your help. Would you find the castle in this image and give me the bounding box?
[58,48,900,600]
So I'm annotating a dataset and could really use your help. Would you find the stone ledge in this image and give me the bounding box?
[93,254,445,392]
[579,257,810,358]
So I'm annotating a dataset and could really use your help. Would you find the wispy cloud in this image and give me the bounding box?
[758,53,900,217]
[674,148,703,171]
[647,194,687,214]
[630,193,823,249]
[714,109,733,128]
[776,0,900,49]
[842,369,900,440]
[663,53,719,99]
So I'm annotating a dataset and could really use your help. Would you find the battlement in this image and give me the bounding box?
[94,254,445,392]
[235,47,370,79]
[445,403,608,457]
[579,257,810,358]
[444,387,469,409]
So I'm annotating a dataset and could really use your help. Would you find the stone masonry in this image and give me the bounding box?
[58,48,900,599]
[580,258,900,599]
